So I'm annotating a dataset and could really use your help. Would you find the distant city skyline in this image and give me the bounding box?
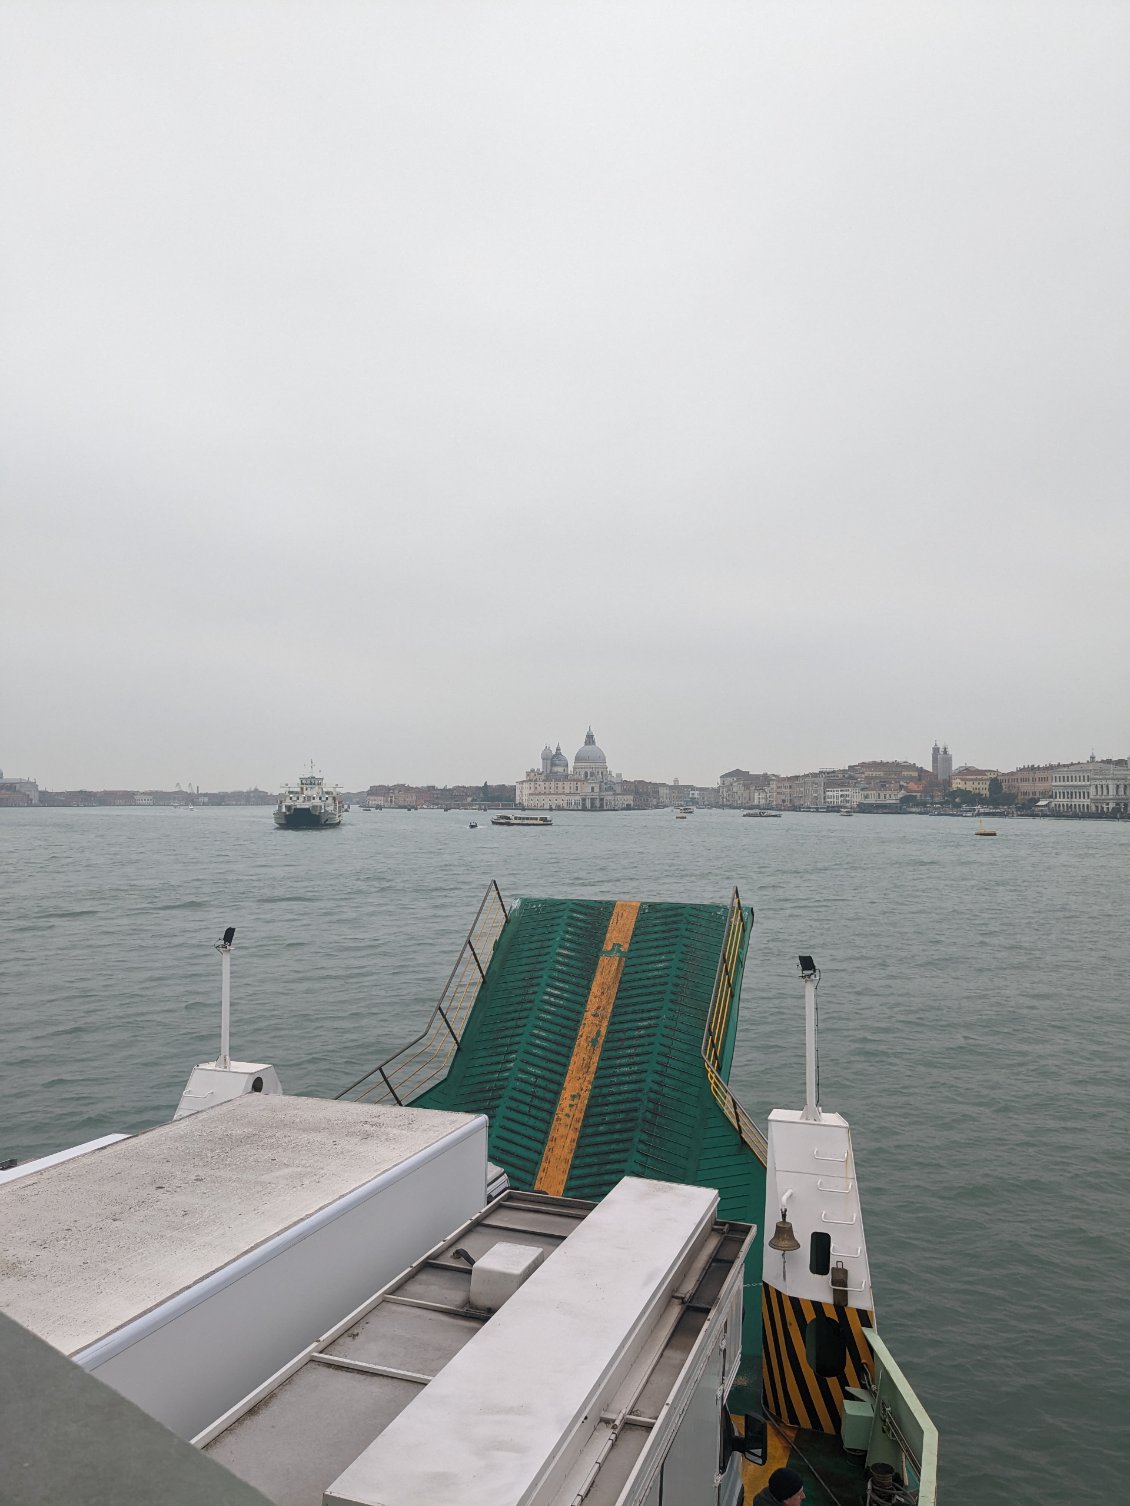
[8,751,1128,816]
[4,737,1127,795]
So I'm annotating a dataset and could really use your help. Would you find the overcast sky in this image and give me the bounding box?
[2,2,1127,790]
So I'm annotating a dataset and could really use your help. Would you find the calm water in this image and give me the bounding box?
[2,806,1127,1502]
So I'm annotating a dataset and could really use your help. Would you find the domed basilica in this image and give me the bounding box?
[516,729,633,811]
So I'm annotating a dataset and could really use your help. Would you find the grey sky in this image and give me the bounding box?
[2,2,1127,790]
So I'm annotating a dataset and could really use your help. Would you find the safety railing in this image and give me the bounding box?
[861,1329,938,1506]
[701,888,767,1164]
[336,880,509,1105]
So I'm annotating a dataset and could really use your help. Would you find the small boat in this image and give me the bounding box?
[974,820,997,836]
[468,820,477,829]
[678,805,694,815]
[675,812,687,820]
[491,813,552,828]
[742,810,781,818]
[840,807,854,816]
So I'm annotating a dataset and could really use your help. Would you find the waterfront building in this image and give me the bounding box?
[770,770,831,809]
[1051,758,1130,815]
[515,729,633,811]
[825,779,902,811]
[903,779,942,802]
[1001,765,1062,801]
[718,769,771,808]
[856,778,902,809]
[640,779,714,808]
[0,772,40,806]
[950,766,999,797]
[850,760,921,781]
[619,779,662,809]
[931,743,953,783]
[770,773,802,809]
[364,782,515,810]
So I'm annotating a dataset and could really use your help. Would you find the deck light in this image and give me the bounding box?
[798,955,816,977]
[214,927,236,1068]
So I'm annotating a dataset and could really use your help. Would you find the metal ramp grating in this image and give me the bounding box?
[562,901,732,1199]
[412,888,765,1407]
[418,893,759,1199]
[420,898,614,1190]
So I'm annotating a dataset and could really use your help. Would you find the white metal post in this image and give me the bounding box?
[219,945,231,1069]
[801,974,820,1122]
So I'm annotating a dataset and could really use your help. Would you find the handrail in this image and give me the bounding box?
[700,888,767,1164]
[864,1328,938,1506]
[336,881,509,1105]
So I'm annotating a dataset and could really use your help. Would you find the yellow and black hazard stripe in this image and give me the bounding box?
[761,1284,875,1433]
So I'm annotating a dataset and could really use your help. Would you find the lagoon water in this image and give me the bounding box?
[2,805,1127,1503]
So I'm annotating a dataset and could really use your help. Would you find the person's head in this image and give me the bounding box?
[768,1467,805,1505]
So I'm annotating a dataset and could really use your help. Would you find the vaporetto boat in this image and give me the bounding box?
[0,886,937,1506]
[273,767,344,828]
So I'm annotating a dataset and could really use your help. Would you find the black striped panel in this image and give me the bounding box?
[761,1283,875,1434]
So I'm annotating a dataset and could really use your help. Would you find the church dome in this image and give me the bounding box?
[550,743,569,773]
[573,728,607,767]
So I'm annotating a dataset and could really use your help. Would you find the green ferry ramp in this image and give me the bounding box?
[338,883,767,1402]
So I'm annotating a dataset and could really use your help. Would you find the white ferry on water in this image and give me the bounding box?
[274,767,344,829]
[0,890,937,1506]
[491,812,552,827]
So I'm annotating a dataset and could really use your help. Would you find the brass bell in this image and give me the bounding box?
[830,1259,849,1307]
[768,1208,801,1253]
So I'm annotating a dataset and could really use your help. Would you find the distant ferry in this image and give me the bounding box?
[742,810,781,819]
[273,768,344,829]
[491,813,552,828]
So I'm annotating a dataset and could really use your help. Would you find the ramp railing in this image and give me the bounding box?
[336,880,509,1105]
[701,888,767,1163]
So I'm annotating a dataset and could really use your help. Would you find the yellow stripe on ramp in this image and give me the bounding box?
[534,901,640,1196]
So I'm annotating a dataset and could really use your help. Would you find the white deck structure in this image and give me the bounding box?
[202,1178,754,1506]
[3,1095,757,1506]
[0,1095,487,1438]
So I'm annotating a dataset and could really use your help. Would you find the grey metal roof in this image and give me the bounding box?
[202,1184,753,1506]
[0,1094,477,1355]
